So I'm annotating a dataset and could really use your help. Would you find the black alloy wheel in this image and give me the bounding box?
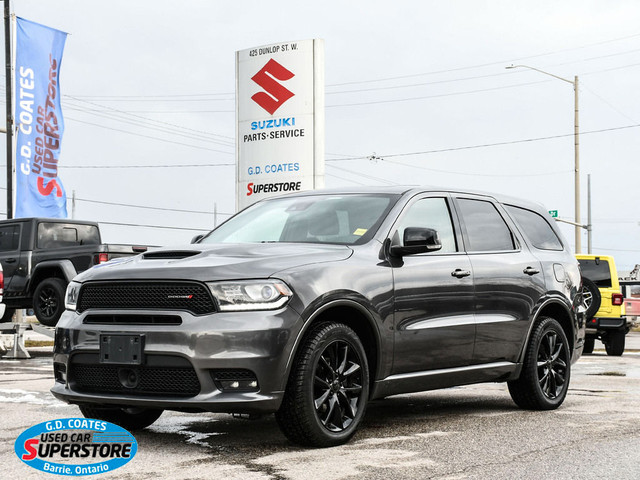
[276,322,369,447]
[508,317,571,410]
[33,278,66,327]
[313,339,364,432]
[536,328,568,400]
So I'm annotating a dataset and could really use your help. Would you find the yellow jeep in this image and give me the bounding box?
[576,254,627,355]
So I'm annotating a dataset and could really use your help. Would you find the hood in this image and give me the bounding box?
[75,243,353,283]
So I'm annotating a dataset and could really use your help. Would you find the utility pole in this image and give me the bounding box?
[506,65,581,252]
[4,0,12,219]
[574,76,581,253]
[587,174,592,254]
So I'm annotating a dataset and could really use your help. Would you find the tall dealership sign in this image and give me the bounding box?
[236,39,324,211]
[15,17,68,218]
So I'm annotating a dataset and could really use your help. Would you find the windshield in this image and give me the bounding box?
[201,194,399,245]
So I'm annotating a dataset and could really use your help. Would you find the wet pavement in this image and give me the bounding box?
[1,334,640,479]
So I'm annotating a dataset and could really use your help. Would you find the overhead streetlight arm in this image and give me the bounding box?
[505,63,582,253]
[505,64,574,86]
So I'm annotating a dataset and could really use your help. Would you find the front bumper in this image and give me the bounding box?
[50,306,303,414]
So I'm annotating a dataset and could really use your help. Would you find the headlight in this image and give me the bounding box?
[207,280,293,311]
[65,281,81,311]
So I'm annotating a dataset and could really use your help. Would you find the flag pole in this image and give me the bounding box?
[4,0,13,219]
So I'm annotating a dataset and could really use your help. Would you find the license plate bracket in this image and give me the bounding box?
[99,334,144,364]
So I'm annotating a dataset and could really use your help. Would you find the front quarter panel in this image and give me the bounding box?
[276,243,395,383]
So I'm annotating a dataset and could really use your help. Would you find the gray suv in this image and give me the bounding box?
[52,187,585,447]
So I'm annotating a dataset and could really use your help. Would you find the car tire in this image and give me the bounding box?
[508,317,570,410]
[581,277,601,320]
[0,308,15,323]
[79,405,163,430]
[583,337,595,354]
[275,322,369,447]
[33,278,66,327]
[604,330,625,356]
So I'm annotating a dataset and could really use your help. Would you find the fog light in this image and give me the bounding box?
[211,369,259,392]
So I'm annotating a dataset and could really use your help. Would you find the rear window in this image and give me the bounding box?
[506,205,563,251]
[578,258,612,288]
[456,198,515,252]
[37,223,100,249]
[0,224,20,251]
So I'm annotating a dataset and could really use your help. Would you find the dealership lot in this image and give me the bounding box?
[2,334,640,480]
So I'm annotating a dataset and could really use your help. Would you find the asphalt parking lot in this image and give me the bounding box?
[1,332,640,480]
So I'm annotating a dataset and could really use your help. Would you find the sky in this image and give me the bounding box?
[3,0,640,272]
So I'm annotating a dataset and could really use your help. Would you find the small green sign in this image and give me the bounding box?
[548,210,558,218]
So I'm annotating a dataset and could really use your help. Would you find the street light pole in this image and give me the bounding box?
[506,64,581,253]
[573,75,580,253]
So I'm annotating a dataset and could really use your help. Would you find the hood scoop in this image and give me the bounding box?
[142,250,201,260]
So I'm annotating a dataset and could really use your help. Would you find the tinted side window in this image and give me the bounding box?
[506,205,563,251]
[395,197,457,253]
[578,259,612,288]
[0,225,20,251]
[457,199,515,252]
[37,223,100,249]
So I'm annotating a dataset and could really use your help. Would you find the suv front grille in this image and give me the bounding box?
[77,281,216,315]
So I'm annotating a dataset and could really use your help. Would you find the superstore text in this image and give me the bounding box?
[247,182,302,196]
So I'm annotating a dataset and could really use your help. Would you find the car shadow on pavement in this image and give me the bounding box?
[134,387,518,455]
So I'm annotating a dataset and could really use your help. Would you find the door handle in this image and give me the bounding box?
[451,269,471,278]
[523,266,540,275]
[5,258,16,263]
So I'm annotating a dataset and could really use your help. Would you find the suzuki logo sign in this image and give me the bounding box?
[251,59,295,115]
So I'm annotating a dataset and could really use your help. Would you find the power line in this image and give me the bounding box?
[324,123,640,163]
[64,98,235,146]
[3,31,634,104]
[325,49,640,96]
[98,220,210,232]
[325,80,549,108]
[64,104,235,147]
[1,122,635,171]
[64,116,234,154]
[59,162,235,169]
[327,32,640,87]
[0,184,234,216]
[74,196,234,216]
[581,82,638,124]
[69,92,235,99]
[326,164,397,185]
[59,31,640,97]
[326,61,640,109]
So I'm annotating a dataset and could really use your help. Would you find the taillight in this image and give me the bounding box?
[612,293,624,306]
[98,253,109,264]
[0,271,4,292]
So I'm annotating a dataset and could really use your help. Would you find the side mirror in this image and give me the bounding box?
[191,234,204,244]
[390,227,442,257]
